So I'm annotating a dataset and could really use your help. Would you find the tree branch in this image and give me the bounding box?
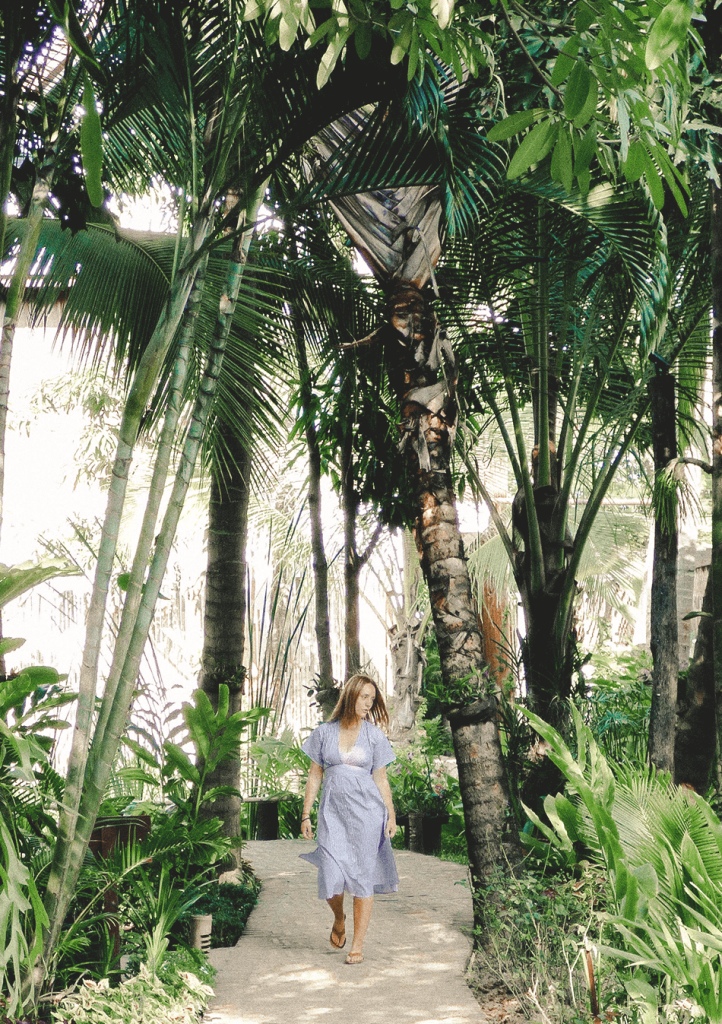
[500,3,563,103]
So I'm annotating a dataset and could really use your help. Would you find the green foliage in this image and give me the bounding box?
[51,964,214,1024]
[79,73,103,208]
[524,706,722,1021]
[191,879,261,947]
[249,729,307,798]
[153,947,216,995]
[471,866,613,1024]
[579,647,652,765]
[0,560,81,611]
[387,707,458,814]
[244,0,492,88]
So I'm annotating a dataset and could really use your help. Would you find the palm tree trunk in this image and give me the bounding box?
[199,418,252,866]
[712,182,722,766]
[674,566,715,791]
[648,373,678,774]
[385,282,520,898]
[341,419,361,677]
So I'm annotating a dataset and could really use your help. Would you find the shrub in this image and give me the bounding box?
[51,966,213,1024]
[190,879,261,948]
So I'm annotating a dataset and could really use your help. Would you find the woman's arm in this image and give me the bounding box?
[372,766,397,839]
[301,761,323,839]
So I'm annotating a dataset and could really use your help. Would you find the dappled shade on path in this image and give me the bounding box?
[206,839,481,1024]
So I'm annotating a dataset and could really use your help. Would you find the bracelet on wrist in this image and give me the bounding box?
[301,816,311,822]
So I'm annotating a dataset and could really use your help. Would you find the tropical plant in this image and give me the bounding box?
[523,704,722,1021]
[448,164,709,725]
[249,729,307,799]
[51,964,214,1024]
[190,879,260,948]
[11,2,438,993]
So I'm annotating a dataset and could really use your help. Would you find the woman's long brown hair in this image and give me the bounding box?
[329,674,390,730]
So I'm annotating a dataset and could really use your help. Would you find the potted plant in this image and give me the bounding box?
[387,746,453,855]
[247,729,308,839]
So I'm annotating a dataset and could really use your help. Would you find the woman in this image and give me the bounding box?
[300,674,398,965]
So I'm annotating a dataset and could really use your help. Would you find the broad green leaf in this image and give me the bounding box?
[564,61,592,120]
[391,17,413,64]
[200,785,243,803]
[508,120,558,179]
[576,2,595,33]
[550,130,573,193]
[19,666,60,688]
[0,558,81,609]
[632,862,659,899]
[117,767,158,786]
[487,109,538,142]
[573,124,597,173]
[623,140,646,182]
[551,52,575,87]
[573,76,598,128]
[80,73,103,208]
[407,27,420,80]
[316,32,349,88]
[430,0,453,31]
[354,20,372,59]
[551,36,580,87]
[163,742,201,786]
[645,0,692,70]
[643,148,665,209]
[306,16,334,47]
[0,638,25,657]
[243,0,265,19]
[279,11,299,49]
[121,737,160,768]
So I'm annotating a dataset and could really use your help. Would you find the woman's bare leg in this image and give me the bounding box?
[327,893,345,947]
[348,896,373,959]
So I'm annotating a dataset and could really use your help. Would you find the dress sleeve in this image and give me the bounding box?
[370,726,395,770]
[301,724,325,766]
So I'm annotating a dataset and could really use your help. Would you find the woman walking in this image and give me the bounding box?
[300,674,398,964]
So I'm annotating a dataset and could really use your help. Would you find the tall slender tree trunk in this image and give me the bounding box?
[38,185,261,974]
[648,373,678,773]
[712,183,722,768]
[288,237,335,717]
[384,282,520,899]
[199,419,252,867]
[675,567,715,791]
[341,417,361,677]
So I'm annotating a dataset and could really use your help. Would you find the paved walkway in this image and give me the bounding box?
[206,839,482,1024]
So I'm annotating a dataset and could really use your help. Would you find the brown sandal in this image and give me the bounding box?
[345,952,364,964]
[330,916,346,949]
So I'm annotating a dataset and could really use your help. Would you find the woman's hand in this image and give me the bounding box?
[301,816,314,840]
[385,818,397,839]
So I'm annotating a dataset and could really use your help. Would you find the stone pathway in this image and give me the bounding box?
[206,838,482,1024]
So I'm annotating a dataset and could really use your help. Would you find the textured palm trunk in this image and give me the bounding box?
[712,183,722,767]
[674,567,715,791]
[199,419,252,866]
[648,373,679,774]
[384,282,518,893]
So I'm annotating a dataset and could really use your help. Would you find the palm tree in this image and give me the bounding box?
[304,87,521,893]
[1,3,435,994]
[440,172,709,728]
